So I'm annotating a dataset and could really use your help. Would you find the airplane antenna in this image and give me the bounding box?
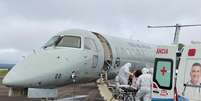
[148,24,201,44]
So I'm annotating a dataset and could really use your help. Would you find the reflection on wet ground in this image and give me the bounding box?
[0,79,104,101]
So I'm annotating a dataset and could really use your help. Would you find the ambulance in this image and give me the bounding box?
[152,44,201,101]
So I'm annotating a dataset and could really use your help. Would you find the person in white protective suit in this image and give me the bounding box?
[135,68,152,101]
[118,63,133,85]
[148,68,153,75]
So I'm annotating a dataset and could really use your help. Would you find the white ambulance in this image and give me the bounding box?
[152,44,201,101]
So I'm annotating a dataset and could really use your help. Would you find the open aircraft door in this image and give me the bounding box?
[152,45,177,101]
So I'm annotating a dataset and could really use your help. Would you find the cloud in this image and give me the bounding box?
[0,48,20,54]
[0,48,28,63]
[1,0,201,63]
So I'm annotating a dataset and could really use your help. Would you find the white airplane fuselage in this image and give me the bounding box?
[3,29,155,88]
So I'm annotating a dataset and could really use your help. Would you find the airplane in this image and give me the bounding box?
[2,29,155,97]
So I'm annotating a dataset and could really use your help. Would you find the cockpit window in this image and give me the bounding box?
[44,35,81,48]
[44,36,60,48]
[56,36,81,48]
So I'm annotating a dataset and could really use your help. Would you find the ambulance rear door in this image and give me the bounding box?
[177,44,201,101]
[152,45,177,101]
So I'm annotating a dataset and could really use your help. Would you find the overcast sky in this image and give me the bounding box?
[1,0,201,63]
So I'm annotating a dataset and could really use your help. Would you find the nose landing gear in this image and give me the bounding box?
[71,71,77,83]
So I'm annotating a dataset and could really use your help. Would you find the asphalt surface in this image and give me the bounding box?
[0,96,40,101]
[57,82,104,101]
[0,79,104,101]
[0,83,40,101]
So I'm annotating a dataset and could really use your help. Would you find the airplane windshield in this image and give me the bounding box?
[44,36,60,48]
[56,36,81,48]
[44,36,81,48]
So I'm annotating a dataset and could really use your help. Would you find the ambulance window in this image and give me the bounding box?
[153,58,173,89]
[84,38,97,51]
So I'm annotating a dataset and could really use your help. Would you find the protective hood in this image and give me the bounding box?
[142,68,149,74]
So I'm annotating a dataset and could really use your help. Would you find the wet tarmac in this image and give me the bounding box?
[57,82,104,101]
[0,80,104,101]
[0,96,40,101]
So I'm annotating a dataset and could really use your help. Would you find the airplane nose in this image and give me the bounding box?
[2,72,23,87]
[2,67,28,87]
[2,49,79,88]
[2,75,14,86]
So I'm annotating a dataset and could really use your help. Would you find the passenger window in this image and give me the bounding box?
[153,58,173,90]
[84,38,97,51]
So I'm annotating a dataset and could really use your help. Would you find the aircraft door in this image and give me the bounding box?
[83,38,99,73]
[79,37,99,81]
